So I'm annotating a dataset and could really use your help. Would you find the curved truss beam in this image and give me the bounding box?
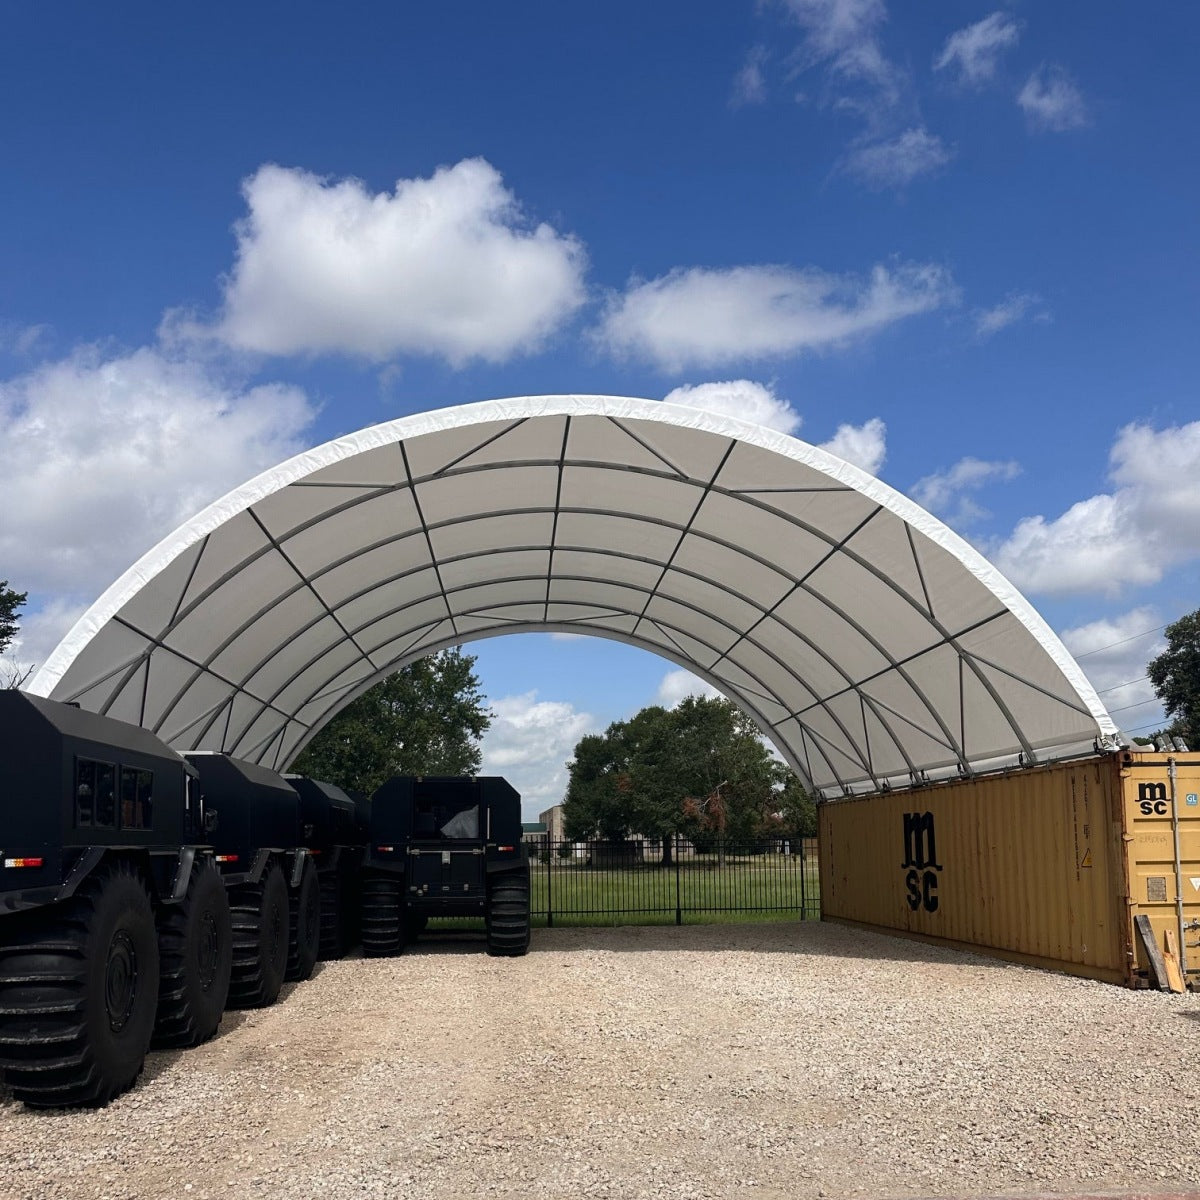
[30,395,1118,797]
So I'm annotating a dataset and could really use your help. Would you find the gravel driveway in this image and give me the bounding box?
[3,922,1199,1200]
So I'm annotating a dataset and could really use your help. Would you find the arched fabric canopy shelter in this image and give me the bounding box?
[31,396,1120,798]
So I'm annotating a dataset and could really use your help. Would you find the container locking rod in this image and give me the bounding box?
[1169,756,1187,979]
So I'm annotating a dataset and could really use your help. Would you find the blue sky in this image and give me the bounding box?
[2,2,1198,814]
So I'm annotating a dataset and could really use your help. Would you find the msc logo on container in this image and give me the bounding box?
[901,811,942,914]
[1137,782,1169,816]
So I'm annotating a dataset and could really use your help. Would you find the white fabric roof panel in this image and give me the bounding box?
[30,395,1119,793]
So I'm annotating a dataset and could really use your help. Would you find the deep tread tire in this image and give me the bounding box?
[0,863,159,1107]
[360,875,405,958]
[286,857,320,982]
[318,868,345,961]
[486,869,531,958]
[343,858,365,948]
[226,863,288,1009]
[153,859,233,1049]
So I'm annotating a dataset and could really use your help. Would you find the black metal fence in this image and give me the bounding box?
[524,835,819,927]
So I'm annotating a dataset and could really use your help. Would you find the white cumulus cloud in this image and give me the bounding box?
[934,13,1022,87]
[193,159,587,365]
[480,690,596,817]
[912,456,1021,526]
[0,346,316,600]
[663,380,801,435]
[820,417,887,475]
[993,420,1200,596]
[663,380,884,472]
[598,261,954,372]
[842,127,952,189]
[655,669,722,708]
[1018,65,1088,132]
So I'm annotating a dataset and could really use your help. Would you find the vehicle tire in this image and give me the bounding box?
[360,874,405,958]
[226,863,288,1008]
[286,857,320,982]
[153,859,233,1048]
[342,860,364,948]
[485,869,531,958]
[318,868,345,960]
[0,862,159,1107]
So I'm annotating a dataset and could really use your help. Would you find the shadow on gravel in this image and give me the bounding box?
[403,931,489,955]
[140,1000,256,1082]
[140,966,341,1079]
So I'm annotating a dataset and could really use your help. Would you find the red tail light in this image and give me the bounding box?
[4,857,44,868]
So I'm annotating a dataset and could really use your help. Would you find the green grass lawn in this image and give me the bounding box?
[532,858,819,926]
[419,857,821,930]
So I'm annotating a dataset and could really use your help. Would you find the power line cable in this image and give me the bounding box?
[1107,697,1163,716]
[1073,624,1167,659]
[1095,674,1150,694]
[1125,717,1173,734]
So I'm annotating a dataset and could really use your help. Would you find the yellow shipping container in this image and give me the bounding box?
[818,749,1200,988]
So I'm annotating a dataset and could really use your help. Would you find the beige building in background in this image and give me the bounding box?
[539,804,566,842]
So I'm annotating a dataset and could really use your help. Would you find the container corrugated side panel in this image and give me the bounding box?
[1122,753,1200,982]
[819,756,1130,983]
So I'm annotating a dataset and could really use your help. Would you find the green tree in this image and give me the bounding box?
[561,730,638,842]
[563,704,700,854]
[562,695,807,859]
[0,580,26,656]
[289,648,491,795]
[1148,610,1200,743]
[763,766,817,838]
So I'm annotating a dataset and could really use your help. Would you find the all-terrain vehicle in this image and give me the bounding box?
[284,775,366,959]
[183,753,319,1007]
[0,692,233,1107]
[360,776,530,958]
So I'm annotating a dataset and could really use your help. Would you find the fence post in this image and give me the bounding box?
[800,841,806,920]
[674,833,682,926]
[546,839,554,929]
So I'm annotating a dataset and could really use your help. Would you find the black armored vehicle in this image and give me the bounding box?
[0,692,233,1107]
[183,753,320,1006]
[284,774,366,959]
[361,776,530,958]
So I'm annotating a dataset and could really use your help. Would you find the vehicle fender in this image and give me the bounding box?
[168,846,197,902]
[289,848,309,889]
[246,847,273,884]
[57,846,108,899]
